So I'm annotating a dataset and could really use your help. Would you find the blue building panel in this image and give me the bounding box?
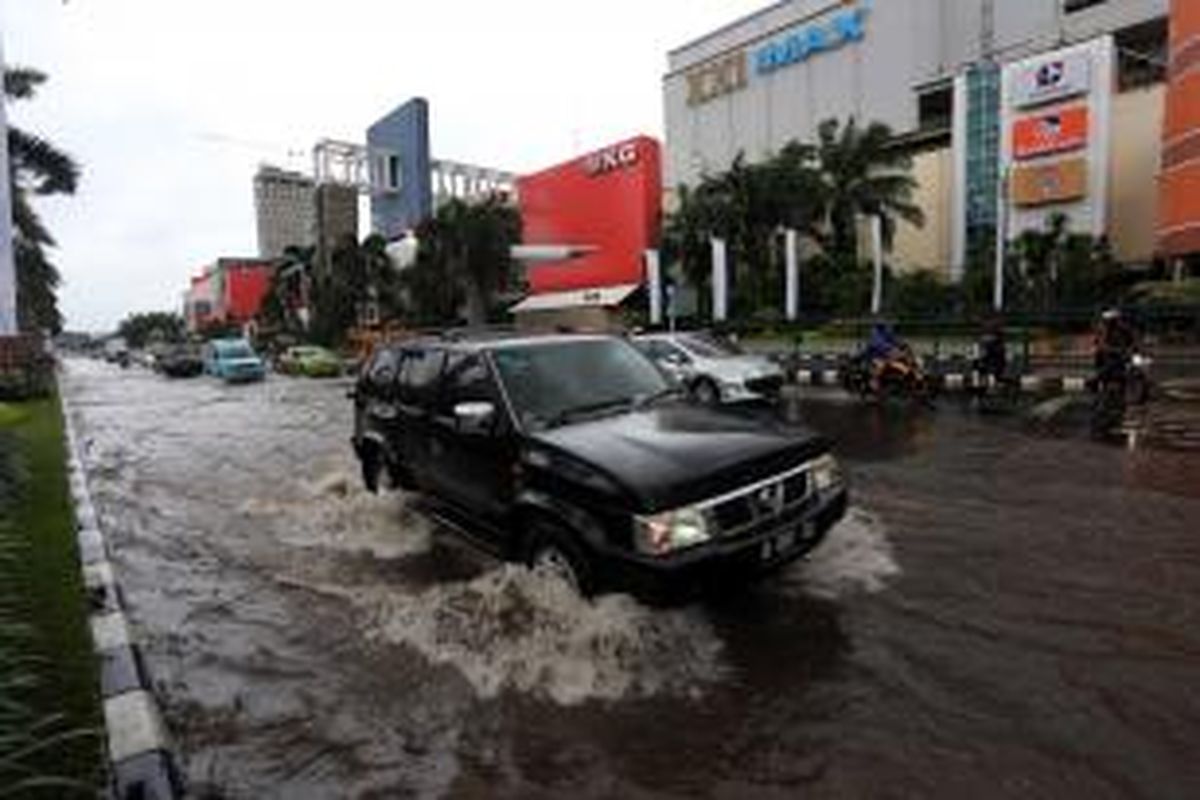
[367,98,432,238]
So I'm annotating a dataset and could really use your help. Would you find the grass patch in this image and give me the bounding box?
[0,396,103,796]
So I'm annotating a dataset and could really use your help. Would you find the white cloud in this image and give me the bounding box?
[1,0,763,331]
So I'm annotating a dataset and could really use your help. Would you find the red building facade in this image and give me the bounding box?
[184,258,275,333]
[518,136,662,294]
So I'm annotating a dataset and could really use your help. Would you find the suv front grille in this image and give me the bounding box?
[701,463,812,539]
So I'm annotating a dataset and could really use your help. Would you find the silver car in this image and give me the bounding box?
[633,332,785,404]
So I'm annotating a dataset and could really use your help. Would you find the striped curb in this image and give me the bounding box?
[792,368,1091,394]
[60,396,185,800]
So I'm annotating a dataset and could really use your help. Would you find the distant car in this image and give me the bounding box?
[203,338,266,383]
[157,344,204,378]
[633,332,785,404]
[277,345,343,378]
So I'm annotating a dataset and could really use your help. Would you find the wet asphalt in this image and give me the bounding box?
[62,359,1200,799]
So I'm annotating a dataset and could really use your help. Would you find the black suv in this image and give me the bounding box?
[351,333,847,598]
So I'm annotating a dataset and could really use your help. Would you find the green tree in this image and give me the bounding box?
[6,66,80,333]
[116,311,185,349]
[814,117,924,256]
[408,195,521,327]
[306,234,403,346]
[259,244,315,337]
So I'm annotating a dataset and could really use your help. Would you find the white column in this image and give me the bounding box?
[994,166,1009,312]
[950,73,969,283]
[711,237,728,322]
[0,31,17,335]
[784,229,799,321]
[644,249,662,325]
[870,216,884,316]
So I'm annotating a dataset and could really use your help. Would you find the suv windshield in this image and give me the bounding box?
[679,333,741,358]
[491,339,671,428]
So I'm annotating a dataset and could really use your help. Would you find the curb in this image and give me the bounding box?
[792,367,1090,395]
[60,396,185,800]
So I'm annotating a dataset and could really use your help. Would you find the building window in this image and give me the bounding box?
[917,85,954,133]
[1115,18,1168,92]
[1064,0,1105,13]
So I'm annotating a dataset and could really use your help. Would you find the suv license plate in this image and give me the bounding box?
[761,529,798,562]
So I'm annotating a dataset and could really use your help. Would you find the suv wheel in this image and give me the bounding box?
[692,378,720,405]
[527,519,594,597]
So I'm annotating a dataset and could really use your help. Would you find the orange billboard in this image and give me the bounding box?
[1011,159,1088,207]
[1013,106,1089,160]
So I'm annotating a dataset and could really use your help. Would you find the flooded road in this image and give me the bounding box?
[63,359,1200,799]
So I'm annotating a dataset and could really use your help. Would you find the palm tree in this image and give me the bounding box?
[5,66,80,333]
[411,196,521,326]
[814,117,924,257]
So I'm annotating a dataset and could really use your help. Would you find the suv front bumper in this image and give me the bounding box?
[603,486,848,601]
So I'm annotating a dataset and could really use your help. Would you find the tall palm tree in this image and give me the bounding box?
[5,66,80,333]
[815,117,923,257]
[412,195,521,326]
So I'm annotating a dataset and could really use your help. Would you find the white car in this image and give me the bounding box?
[633,332,785,404]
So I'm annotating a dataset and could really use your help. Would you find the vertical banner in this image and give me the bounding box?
[784,229,799,320]
[644,249,662,325]
[0,34,16,335]
[711,237,728,322]
[870,217,884,315]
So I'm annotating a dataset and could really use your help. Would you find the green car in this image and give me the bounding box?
[278,345,343,378]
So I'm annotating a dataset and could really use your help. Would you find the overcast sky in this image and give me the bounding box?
[2,0,765,332]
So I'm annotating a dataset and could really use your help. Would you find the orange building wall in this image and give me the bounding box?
[1159,0,1200,256]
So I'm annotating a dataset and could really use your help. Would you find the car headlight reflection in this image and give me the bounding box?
[811,454,843,492]
[634,506,711,556]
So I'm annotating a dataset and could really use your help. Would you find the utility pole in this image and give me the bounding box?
[0,28,17,335]
[980,0,995,60]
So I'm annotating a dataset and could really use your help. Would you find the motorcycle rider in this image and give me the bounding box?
[863,321,906,395]
[974,317,1008,384]
[1093,308,1136,387]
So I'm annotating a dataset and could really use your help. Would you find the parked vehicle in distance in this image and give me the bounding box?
[103,337,129,366]
[156,344,204,378]
[351,333,847,600]
[277,345,343,378]
[632,331,785,404]
[203,338,266,383]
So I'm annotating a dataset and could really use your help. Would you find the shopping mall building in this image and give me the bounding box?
[664,0,1199,278]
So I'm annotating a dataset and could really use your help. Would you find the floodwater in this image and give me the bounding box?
[63,359,1200,799]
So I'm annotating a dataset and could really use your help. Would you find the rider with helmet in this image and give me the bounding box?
[1094,308,1136,384]
[864,321,906,394]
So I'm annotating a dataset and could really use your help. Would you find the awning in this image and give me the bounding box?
[510,283,640,313]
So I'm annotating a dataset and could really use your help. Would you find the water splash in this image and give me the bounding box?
[239,468,432,560]
[784,507,901,600]
[356,565,726,705]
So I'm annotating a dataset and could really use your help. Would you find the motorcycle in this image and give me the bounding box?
[1089,350,1132,437]
[969,341,1019,407]
[840,347,936,405]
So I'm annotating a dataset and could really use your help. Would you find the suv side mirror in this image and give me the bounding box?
[454,401,495,434]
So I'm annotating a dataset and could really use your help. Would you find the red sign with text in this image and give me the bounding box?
[1013,105,1089,160]
[518,136,662,293]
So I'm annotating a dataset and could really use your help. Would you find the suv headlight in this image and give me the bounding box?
[634,506,711,556]
[811,454,843,492]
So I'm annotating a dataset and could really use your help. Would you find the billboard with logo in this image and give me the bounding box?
[1000,37,1114,240]
[1013,106,1090,160]
[1010,51,1092,109]
[518,136,662,294]
[1011,159,1089,207]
